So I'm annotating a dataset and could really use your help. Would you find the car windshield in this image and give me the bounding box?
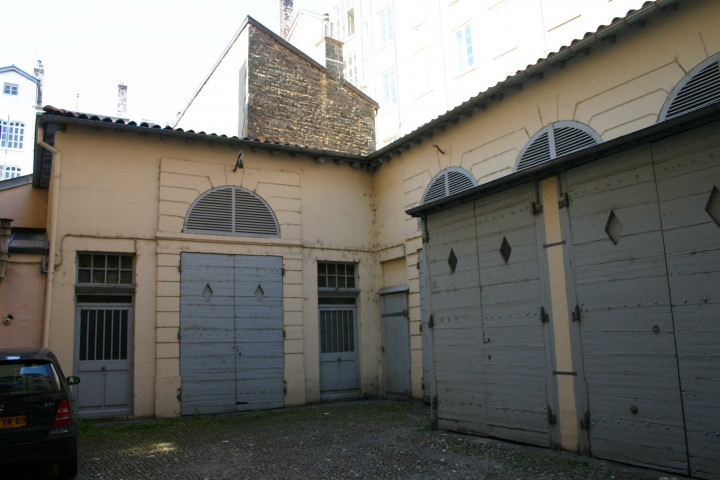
[0,361,61,396]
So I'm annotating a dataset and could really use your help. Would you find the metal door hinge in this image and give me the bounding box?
[532,201,543,215]
[178,258,182,273]
[540,306,549,323]
[177,388,182,402]
[177,330,182,341]
[428,315,434,329]
[558,193,570,209]
[282,268,286,276]
[547,405,557,425]
[580,411,591,430]
[283,329,286,338]
[571,304,581,322]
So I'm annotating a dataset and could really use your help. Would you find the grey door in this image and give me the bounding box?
[380,291,411,400]
[75,305,133,418]
[418,249,432,403]
[319,305,359,400]
[653,127,720,479]
[180,253,284,415]
[565,151,688,473]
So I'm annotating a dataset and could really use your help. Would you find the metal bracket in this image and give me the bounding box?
[571,304,581,322]
[547,405,557,425]
[428,314,434,329]
[176,388,182,402]
[540,306,549,323]
[177,330,181,341]
[580,411,591,430]
[532,201,544,215]
[558,193,570,209]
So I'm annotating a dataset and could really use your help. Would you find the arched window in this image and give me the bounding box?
[515,121,602,172]
[659,53,720,122]
[422,167,477,204]
[184,186,280,237]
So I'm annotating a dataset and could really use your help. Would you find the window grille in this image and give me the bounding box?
[421,167,477,204]
[184,186,280,237]
[320,308,355,354]
[515,121,602,172]
[0,121,24,149]
[659,54,720,121]
[78,309,129,361]
[77,253,134,285]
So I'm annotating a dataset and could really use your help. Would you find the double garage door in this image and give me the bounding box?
[179,253,284,415]
[425,124,719,478]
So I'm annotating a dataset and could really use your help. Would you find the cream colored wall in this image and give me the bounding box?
[371,0,720,402]
[0,182,48,228]
[175,27,249,137]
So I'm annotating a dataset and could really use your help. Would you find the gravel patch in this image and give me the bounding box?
[10,401,694,479]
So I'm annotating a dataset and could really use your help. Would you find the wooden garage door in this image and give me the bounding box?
[180,253,284,415]
[565,149,688,473]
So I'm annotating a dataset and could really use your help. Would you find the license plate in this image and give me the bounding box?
[0,415,27,429]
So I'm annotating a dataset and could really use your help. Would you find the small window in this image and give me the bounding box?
[184,186,280,237]
[515,121,602,172]
[1,165,22,180]
[77,253,134,285]
[3,83,18,95]
[659,53,720,121]
[332,0,355,41]
[382,68,397,106]
[318,261,356,289]
[422,167,477,204]
[455,23,474,72]
[379,6,394,45]
[344,52,358,85]
[0,121,25,150]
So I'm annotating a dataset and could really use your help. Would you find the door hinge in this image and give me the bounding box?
[532,201,543,215]
[283,329,286,338]
[558,193,570,209]
[540,306,549,323]
[580,411,591,430]
[547,405,557,425]
[571,304,581,322]
[282,267,285,276]
[176,388,182,402]
[177,330,182,341]
[178,258,182,273]
[428,314,434,329]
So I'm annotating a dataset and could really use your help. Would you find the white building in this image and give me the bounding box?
[1,63,42,178]
[315,0,650,146]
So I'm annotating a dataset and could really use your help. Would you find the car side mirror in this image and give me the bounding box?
[67,376,80,385]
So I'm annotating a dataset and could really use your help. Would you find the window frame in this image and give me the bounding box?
[0,120,25,150]
[454,23,474,73]
[3,83,19,95]
[378,6,394,46]
[382,68,398,106]
[76,252,135,287]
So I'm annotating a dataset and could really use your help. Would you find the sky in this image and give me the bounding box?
[1,0,327,125]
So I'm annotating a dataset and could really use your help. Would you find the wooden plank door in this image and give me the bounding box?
[380,291,411,400]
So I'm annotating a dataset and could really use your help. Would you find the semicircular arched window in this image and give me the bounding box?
[659,53,720,122]
[515,121,603,172]
[422,167,477,204]
[184,186,280,237]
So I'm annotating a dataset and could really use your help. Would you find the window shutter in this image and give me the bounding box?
[515,122,602,172]
[184,186,279,237]
[516,131,551,171]
[660,55,720,121]
[422,167,477,205]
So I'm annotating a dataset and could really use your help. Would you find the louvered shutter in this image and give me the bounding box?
[421,167,477,205]
[184,187,280,237]
[515,121,602,172]
[660,55,720,121]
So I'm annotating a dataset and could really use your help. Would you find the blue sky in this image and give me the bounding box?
[1,0,326,124]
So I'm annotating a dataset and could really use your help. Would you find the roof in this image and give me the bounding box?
[174,15,377,128]
[368,0,682,165]
[0,65,39,84]
[0,174,33,191]
[406,102,720,217]
[8,228,49,255]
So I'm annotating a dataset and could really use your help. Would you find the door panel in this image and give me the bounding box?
[319,306,359,399]
[380,292,411,400]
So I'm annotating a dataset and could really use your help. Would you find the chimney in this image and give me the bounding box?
[0,218,12,282]
[324,37,344,79]
[278,0,293,39]
[117,83,128,117]
[34,60,44,108]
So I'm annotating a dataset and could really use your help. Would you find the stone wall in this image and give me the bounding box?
[246,25,376,155]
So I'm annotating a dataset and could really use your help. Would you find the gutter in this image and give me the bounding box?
[36,128,61,348]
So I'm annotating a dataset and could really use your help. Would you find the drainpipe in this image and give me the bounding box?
[36,129,62,348]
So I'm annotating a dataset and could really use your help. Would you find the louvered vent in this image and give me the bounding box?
[660,55,720,121]
[515,121,602,172]
[184,186,280,237]
[421,167,477,205]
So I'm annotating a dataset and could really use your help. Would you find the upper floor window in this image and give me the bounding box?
[455,23,474,72]
[379,6,394,46]
[77,253,134,285]
[344,53,358,86]
[3,83,18,95]
[1,165,21,180]
[382,68,398,106]
[0,121,24,150]
[332,0,355,41]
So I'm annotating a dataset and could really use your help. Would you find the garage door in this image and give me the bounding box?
[180,253,284,415]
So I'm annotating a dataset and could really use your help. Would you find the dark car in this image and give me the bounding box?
[0,347,80,479]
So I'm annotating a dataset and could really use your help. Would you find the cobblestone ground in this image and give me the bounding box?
[8,401,693,480]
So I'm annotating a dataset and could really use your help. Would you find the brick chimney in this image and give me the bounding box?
[323,37,344,79]
[118,83,128,117]
[34,60,44,108]
[278,0,293,39]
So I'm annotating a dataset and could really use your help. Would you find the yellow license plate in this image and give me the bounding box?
[0,415,27,429]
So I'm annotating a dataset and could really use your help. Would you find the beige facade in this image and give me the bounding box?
[1,2,717,458]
